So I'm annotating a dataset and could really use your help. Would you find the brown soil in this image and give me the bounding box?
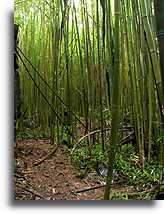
[13,139,136,200]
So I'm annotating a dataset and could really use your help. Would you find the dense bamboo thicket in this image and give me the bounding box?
[14,0,164,199]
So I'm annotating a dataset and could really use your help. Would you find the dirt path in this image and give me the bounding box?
[14,139,106,200]
[14,139,135,200]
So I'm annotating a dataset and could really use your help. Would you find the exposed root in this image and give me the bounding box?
[33,145,58,166]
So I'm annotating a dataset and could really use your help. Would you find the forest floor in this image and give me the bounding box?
[14,139,140,200]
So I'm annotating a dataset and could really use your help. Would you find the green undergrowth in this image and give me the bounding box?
[72,142,108,168]
[16,122,67,140]
[72,142,160,199]
[115,144,160,189]
[16,125,51,139]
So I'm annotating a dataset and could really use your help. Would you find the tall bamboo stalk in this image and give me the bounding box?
[104,0,121,200]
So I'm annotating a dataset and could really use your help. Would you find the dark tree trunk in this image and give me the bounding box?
[154,0,164,197]
[14,24,21,142]
[154,0,164,97]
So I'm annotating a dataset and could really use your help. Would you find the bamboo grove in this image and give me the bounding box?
[14,0,164,199]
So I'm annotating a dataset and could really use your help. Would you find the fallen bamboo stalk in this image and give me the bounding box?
[119,131,135,146]
[74,184,105,194]
[71,128,111,154]
[74,183,159,199]
[51,184,106,196]
[71,128,134,154]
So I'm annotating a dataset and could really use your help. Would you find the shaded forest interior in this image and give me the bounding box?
[14,0,164,200]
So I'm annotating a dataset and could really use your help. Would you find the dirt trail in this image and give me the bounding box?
[14,139,135,200]
[14,139,107,200]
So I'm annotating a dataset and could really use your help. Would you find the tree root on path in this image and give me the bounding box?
[33,145,59,166]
